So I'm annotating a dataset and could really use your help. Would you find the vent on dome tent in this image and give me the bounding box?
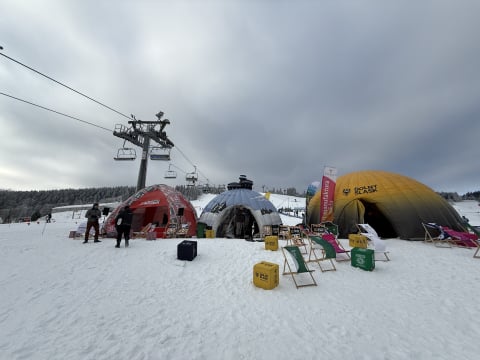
[227,175,253,191]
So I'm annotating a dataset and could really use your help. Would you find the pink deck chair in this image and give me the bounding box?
[442,227,478,248]
[322,233,351,262]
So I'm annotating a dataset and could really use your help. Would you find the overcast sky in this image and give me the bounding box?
[1,0,479,195]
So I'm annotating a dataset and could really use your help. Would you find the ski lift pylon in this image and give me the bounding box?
[114,148,136,161]
[150,146,171,161]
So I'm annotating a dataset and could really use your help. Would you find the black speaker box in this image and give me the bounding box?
[177,240,197,261]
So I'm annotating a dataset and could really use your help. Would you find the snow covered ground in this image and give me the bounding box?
[1,195,479,360]
[451,200,480,226]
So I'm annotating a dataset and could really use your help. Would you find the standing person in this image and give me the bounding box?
[83,203,102,243]
[115,205,133,248]
[244,208,253,240]
[235,207,245,238]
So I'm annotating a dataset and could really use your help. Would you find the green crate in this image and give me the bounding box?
[351,247,375,271]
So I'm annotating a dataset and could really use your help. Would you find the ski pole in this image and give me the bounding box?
[42,221,48,236]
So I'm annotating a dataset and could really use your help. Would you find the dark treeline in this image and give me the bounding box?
[462,191,480,200]
[0,186,136,223]
[0,184,302,223]
[0,184,229,223]
[438,191,480,201]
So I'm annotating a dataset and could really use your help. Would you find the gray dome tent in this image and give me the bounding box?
[198,186,282,239]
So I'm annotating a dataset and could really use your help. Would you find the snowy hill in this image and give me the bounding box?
[451,200,480,226]
[0,196,479,360]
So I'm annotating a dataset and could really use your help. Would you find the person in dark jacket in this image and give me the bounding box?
[83,203,102,243]
[115,205,133,248]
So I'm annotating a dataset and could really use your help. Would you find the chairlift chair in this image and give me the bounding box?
[150,147,171,161]
[164,164,177,179]
[164,170,177,179]
[185,172,198,182]
[114,148,136,161]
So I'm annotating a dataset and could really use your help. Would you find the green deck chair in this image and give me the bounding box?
[282,245,317,289]
[307,236,336,272]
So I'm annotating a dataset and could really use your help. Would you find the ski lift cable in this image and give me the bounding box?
[171,145,209,182]
[166,162,188,175]
[0,91,112,132]
[1,51,216,185]
[0,51,131,120]
[0,48,216,183]
[3,90,211,185]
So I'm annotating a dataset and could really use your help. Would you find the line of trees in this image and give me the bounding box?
[0,186,136,223]
[0,184,237,223]
[462,191,480,200]
[438,192,480,201]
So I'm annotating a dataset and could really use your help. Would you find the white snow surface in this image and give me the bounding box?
[1,195,479,360]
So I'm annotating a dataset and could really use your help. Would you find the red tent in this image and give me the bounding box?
[104,184,197,238]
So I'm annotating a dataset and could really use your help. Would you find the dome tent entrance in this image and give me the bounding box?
[198,176,282,239]
[214,205,257,238]
[308,170,465,240]
[104,184,197,238]
[338,198,397,238]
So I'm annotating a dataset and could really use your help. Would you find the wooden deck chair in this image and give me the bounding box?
[307,236,336,272]
[424,222,478,249]
[356,224,390,261]
[441,226,479,248]
[310,224,328,236]
[261,225,272,240]
[133,223,153,238]
[282,245,317,289]
[474,244,480,259]
[165,223,178,238]
[287,226,308,254]
[278,225,290,240]
[299,224,313,237]
[320,221,339,237]
[463,223,480,258]
[322,233,351,262]
[422,222,453,248]
[175,223,190,238]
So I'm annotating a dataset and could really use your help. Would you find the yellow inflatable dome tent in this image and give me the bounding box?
[308,170,465,240]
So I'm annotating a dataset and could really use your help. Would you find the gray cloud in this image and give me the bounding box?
[1,0,479,194]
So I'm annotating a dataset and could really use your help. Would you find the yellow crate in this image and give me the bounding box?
[264,235,279,251]
[348,234,369,248]
[253,261,279,290]
[205,229,215,238]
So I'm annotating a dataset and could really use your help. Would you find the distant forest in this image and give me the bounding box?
[0,186,477,223]
[0,186,136,223]
[0,184,262,223]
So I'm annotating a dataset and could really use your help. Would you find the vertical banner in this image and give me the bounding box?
[320,166,337,222]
